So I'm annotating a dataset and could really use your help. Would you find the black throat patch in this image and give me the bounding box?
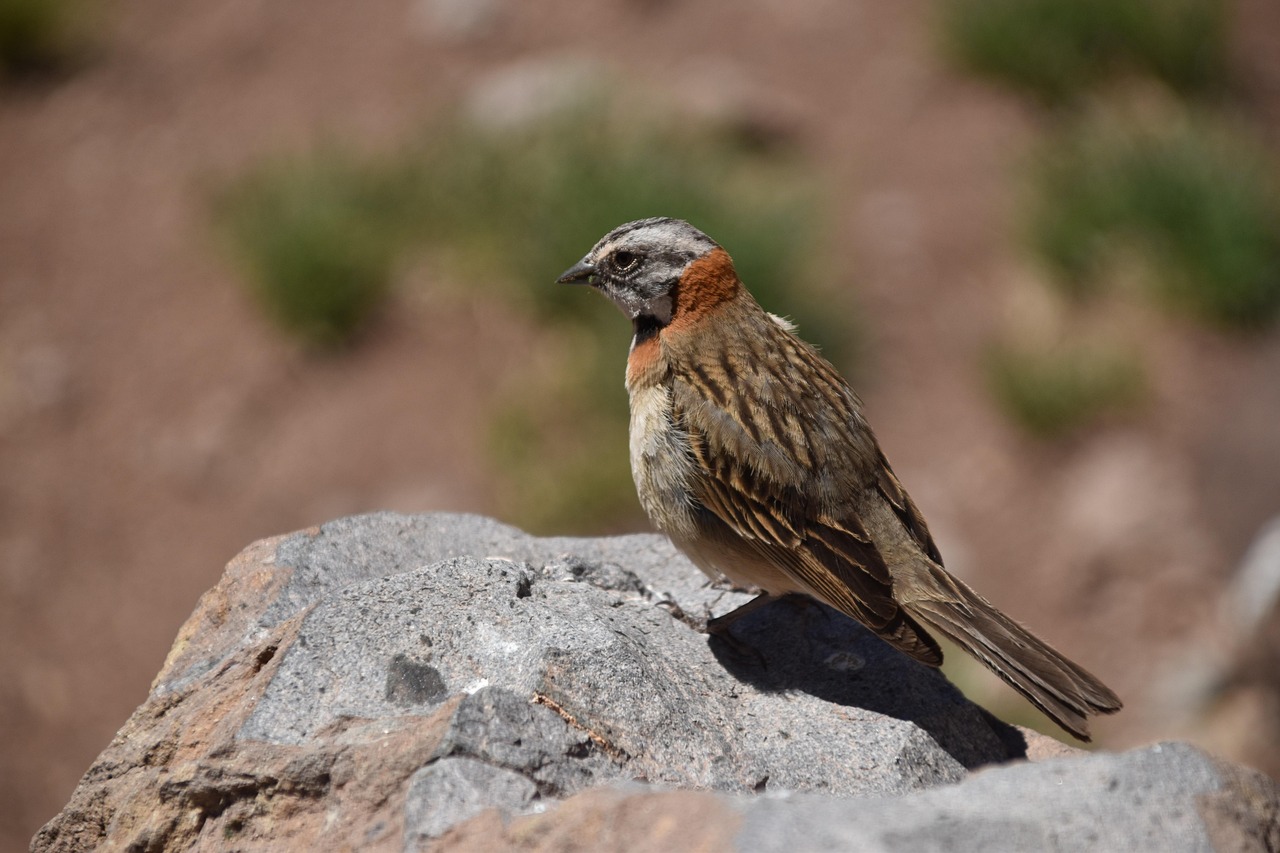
[633,314,663,345]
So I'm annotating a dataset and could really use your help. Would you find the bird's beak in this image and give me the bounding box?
[557,258,596,285]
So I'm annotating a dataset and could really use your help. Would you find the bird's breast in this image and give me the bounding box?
[627,381,699,541]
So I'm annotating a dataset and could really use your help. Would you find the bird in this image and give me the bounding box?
[557,216,1122,741]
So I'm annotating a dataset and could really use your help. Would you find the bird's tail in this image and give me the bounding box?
[902,563,1122,742]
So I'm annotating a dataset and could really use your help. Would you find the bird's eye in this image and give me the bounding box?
[613,250,641,273]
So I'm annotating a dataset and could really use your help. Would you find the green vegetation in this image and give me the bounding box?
[941,0,1280,435]
[985,341,1146,439]
[218,101,841,531]
[402,105,832,341]
[216,151,411,347]
[940,0,1280,332]
[0,0,90,76]
[938,0,1228,105]
[1027,108,1280,329]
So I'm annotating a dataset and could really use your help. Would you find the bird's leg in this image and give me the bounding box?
[702,577,764,623]
[706,592,776,636]
[703,592,776,668]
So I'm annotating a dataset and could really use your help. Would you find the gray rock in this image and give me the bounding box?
[729,741,1269,853]
[430,742,1280,852]
[430,686,617,797]
[411,0,504,42]
[34,512,1280,853]
[463,58,605,132]
[404,757,536,846]
[238,513,1019,808]
[1225,514,1280,638]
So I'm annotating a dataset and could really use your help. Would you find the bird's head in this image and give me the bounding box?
[556,217,728,328]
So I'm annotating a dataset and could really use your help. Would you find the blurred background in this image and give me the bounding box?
[3,0,1280,845]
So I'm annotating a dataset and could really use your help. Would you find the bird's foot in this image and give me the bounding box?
[704,577,762,595]
[654,596,706,632]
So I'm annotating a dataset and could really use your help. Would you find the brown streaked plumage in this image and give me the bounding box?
[557,217,1122,741]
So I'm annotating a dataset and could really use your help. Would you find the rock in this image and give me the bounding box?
[1224,514,1280,639]
[411,0,505,42]
[443,743,1280,852]
[463,58,605,132]
[663,59,807,150]
[404,756,537,846]
[1191,514,1280,779]
[32,513,1280,851]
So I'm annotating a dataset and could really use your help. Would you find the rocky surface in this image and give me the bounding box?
[33,513,1280,851]
[444,743,1280,853]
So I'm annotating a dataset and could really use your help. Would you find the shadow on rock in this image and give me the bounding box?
[708,594,1030,769]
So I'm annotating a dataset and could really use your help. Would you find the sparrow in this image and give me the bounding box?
[557,216,1122,741]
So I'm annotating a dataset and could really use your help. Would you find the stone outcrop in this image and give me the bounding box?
[33,513,1280,851]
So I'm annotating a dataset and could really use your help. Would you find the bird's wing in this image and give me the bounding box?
[873,456,944,565]
[668,311,941,664]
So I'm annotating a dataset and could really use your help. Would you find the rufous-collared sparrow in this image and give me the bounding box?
[558,217,1121,741]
